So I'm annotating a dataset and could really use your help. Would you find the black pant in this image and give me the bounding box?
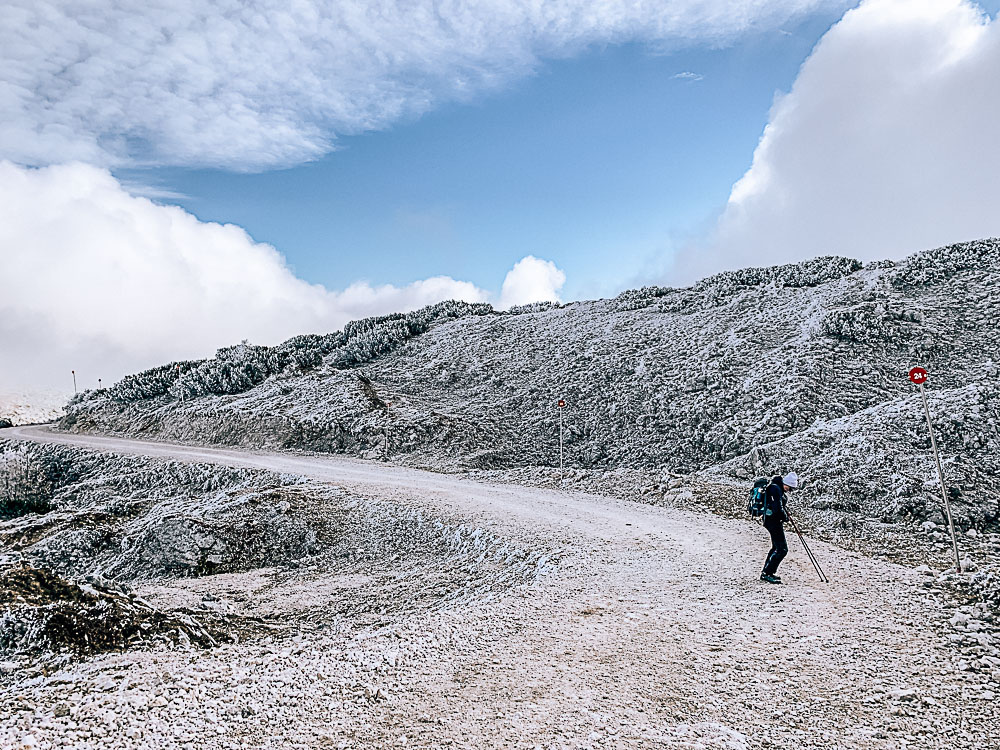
[763,519,788,575]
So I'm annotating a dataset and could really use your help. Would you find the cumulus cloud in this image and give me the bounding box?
[672,71,705,81]
[1,1,842,170]
[498,256,567,309]
[675,0,1000,283]
[0,162,491,392]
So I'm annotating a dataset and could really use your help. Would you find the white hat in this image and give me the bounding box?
[783,472,799,489]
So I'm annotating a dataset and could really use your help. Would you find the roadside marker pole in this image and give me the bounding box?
[71,370,77,394]
[909,366,962,573]
[384,401,392,462]
[557,399,566,481]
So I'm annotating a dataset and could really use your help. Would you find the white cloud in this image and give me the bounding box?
[676,0,1000,283]
[672,71,705,81]
[498,256,567,309]
[0,162,491,391]
[1,1,843,170]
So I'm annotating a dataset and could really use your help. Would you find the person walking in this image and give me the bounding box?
[761,472,798,584]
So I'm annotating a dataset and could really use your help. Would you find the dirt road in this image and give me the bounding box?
[2,425,995,749]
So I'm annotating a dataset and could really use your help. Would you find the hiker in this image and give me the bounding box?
[760,472,798,584]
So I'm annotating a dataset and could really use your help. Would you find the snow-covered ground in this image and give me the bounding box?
[0,390,66,426]
[1,428,998,749]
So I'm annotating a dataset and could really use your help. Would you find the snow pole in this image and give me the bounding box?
[557,399,566,482]
[384,401,392,462]
[789,515,828,583]
[909,367,962,573]
[71,370,77,394]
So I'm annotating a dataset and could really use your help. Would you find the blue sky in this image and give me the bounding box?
[3,0,1000,391]
[116,8,847,301]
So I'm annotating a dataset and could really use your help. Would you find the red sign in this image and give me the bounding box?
[557,399,566,408]
[908,366,928,385]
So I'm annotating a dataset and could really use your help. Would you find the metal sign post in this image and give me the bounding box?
[909,367,962,573]
[557,399,566,481]
[71,370,77,394]
[384,401,392,462]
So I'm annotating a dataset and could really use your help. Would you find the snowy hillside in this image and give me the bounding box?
[0,390,66,426]
[61,239,1000,529]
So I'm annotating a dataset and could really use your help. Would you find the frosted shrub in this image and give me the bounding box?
[819,303,902,342]
[169,343,283,399]
[614,286,672,311]
[100,299,498,403]
[109,361,200,402]
[889,238,1000,287]
[0,447,54,517]
[507,301,560,315]
[278,333,347,371]
[694,256,862,298]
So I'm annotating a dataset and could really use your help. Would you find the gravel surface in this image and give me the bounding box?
[2,427,998,749]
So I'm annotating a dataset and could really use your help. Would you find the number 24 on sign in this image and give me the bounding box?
[908,366,928,385]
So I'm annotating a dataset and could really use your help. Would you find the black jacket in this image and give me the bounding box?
[764,477,788,523]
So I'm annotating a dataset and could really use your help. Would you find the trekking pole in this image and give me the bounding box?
[791,517,825,582]
[801,525,828,583]
[789,515,828,583]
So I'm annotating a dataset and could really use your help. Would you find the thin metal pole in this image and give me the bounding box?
[919,383,962,572]
[789,515,827,582]
[384,401,392,462]
[71,370,77,394]
[559,407,564,479]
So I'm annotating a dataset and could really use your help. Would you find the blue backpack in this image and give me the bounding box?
[746,477,769,520]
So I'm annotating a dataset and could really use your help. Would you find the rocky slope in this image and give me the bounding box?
[0,440,547,665]
[61,239,1000,531]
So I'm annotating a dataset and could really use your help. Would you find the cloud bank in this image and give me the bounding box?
[676,0,1000,282]
[0,162,516,392]
[498,256,567,309]
[1,1,841,170]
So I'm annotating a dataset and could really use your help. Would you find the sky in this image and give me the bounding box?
[2,0,1000,394]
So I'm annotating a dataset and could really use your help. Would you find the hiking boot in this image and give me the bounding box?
[760,573,782,584]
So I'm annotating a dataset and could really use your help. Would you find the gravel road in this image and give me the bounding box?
[2,425,997,750]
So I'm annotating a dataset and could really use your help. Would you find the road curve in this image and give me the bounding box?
[1,424,988,749]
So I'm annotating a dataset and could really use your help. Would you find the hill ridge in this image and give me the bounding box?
[60,238,1000,530]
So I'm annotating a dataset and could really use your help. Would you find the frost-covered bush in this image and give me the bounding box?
[694,256,863,298]
[341,317,410,365]
[399,300,494,332]
[97,299,498,403]
[614,286,673,311]
[334,301,494,367]
[819,303,914,343]
[277,332,346,370]
[0,446,66,517]
[169,343,286,399]
[507,301,559,315]
[889,238,1000,288]
[109,360,201,402]
[866,259,896,271]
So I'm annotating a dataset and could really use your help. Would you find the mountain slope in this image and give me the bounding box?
[61,239,1000,528]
